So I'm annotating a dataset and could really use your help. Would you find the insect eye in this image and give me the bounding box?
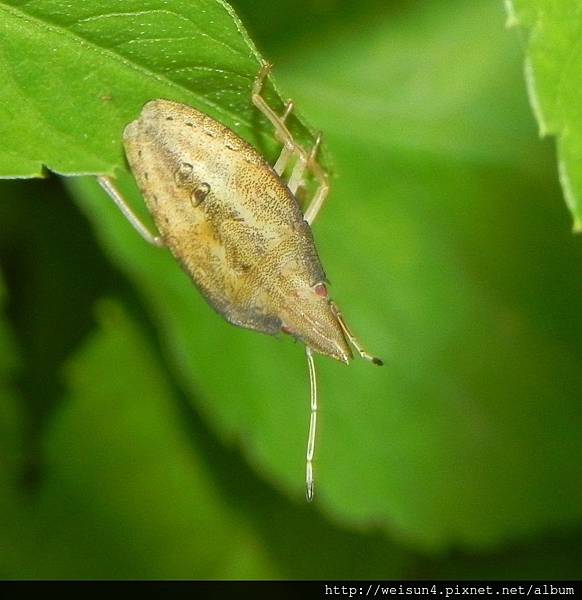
[281,325,292,335]
[313,283,328,298]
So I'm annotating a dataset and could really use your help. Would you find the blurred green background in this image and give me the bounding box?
[1,0,582,579]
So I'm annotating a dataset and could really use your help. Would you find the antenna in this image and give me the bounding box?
[305,346,317,502]
[330,301,384,366]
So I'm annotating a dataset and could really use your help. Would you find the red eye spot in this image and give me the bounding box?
[314,283,328,298]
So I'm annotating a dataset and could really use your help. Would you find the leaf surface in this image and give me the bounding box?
[506,0,582,230]
[70,0,582,549]
[0,0,314,176]
[0,298,279,578]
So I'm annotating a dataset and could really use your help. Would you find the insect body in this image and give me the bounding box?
[98,64,382,501]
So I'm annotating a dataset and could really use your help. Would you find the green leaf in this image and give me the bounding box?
[0,179,418,580]
[0,0,316,177]
[0,273,18,393]
[69,0,582,551]
[0,273,28,578]
[0,299,280,578]
[506,0,582,231]
[0,271,22,479]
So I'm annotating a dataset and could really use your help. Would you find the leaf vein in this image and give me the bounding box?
[0,2,257,132]
[71,8,244,61]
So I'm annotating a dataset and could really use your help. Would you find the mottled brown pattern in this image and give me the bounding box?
[124,99,351,362]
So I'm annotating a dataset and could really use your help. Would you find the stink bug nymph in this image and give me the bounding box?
[98,64,382,501]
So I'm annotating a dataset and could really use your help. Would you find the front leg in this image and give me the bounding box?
[98,176,164,248]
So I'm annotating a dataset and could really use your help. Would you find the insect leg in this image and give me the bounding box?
[273,100,296,175]
[252,64,330,221]
[304,134,330,225]
[98,176,164,247]
[252,64,297,148]
[274,146,293,176]
[305,346,318,502]
[282,100,295,122]
[330,301,383,366]
[303,177,330,225]
[252,64,314,173]
[288,155,307,195]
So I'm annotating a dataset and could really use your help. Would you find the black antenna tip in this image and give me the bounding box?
[372,357,384,366]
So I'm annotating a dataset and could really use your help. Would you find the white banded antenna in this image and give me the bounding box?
[305,346,317,502]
